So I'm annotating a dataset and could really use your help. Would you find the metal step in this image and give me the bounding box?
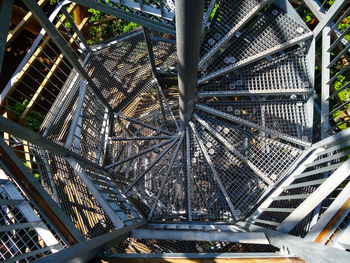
[261,207,295,213]
[195,101,311,147]
[283,178,327,190]
[86,170,143,224]
[197,48,313,96]
[198,5,313,83]
[273,194,310,200]
[293,162,343,179]
[193,113,302,185]
[199,0,269,66]
[253,218,280,226]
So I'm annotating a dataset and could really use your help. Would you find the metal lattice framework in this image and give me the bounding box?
[0,0,350,262]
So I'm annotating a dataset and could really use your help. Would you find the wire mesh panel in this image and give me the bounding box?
[199,99,311,144]
[76,87,109,164]
[198,5,312,83]
[190,120,268,220]
[112,238,279,254]
[195,114,303,184]
[150,32,177,70]
[2,140,116,239]
[0,166,66,262]
[97,0,176,22]
[198,48,312,96]
[200,0,268,65]
[88,29,152,109]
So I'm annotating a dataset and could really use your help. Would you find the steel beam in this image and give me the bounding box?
[105,253,301,260]
[176,0,205,128]
[0,0,14,72]
[238,222,350,263]
[313,0,348,39]
[143,27,157,77]
[65,80,87,149]
[305,180,350,242]
[321,25,331,138]
[67,156,126,229]
[60,6,91,53]
[311,126,350,149]
[117,114,173,135]
[185,127,192,221]
[34,221,145,263]
[148,132,184,220]
[154,78,180,132]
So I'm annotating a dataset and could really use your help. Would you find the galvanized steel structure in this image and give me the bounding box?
[0,0,350,262]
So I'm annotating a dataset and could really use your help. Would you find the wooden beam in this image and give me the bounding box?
[18,16,89,123]
[7,0,48,46]
[315,197,350,244]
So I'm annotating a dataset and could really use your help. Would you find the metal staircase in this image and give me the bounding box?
[0,0,349,262]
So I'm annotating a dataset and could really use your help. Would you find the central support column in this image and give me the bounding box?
[176,0,205,129]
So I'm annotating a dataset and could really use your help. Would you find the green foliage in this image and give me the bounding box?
[9,100,45,132]
[301,8,314,23]
[209,3,218,20]
[338,16,350,42]
[87,8,139,45]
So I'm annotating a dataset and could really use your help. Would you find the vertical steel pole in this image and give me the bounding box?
[176,0,205,129]
[0,0,14,72]
[321,26,331,138]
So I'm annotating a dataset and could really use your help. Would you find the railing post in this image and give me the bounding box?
[176,0,205,129]
[22,0,112,112]
[321,25,331,138]
[0,0,14,71]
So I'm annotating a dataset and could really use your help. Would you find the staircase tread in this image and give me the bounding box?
[198,5,312,83]
[197,48,312,95]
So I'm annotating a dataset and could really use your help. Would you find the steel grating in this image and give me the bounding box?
[112,238,279,254]
[4,0,341,260]
[197,99,311,146]
[150,32,177,70]
[199,0,269,66]
[198,5,313,83]
[189,120,268,220]
[198,48,313,96]
[88,29,152,109]
[0,168,66,262]
[23,147,117,239]
[194,114,303,184]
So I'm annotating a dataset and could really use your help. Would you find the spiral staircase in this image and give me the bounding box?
[0,0,350,262]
